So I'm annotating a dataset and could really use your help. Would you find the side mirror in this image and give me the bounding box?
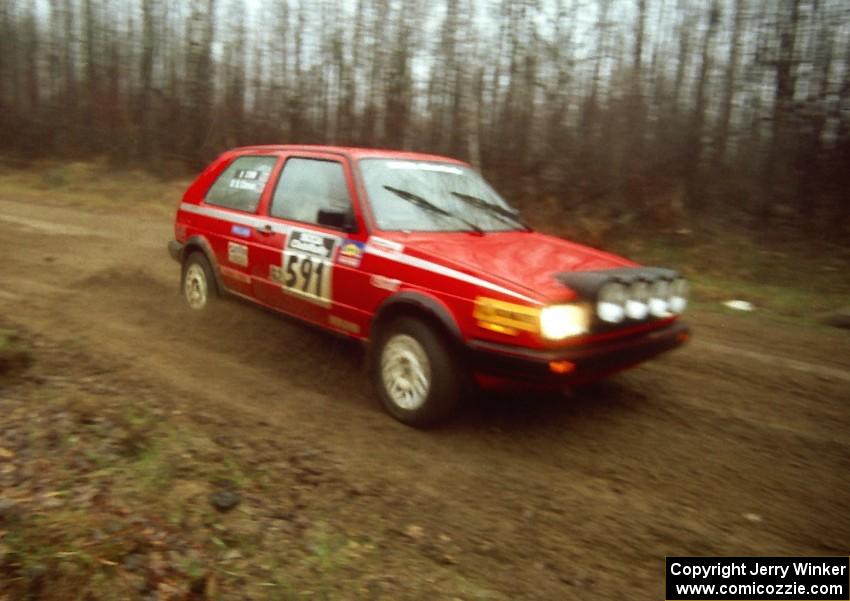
[317,208,356,233]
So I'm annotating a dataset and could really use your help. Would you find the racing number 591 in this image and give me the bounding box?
[285,253,326,297]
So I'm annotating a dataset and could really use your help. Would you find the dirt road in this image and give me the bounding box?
[2,197,849,599]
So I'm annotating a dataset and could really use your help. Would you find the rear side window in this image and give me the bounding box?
[205,156,278,212]
[270,158,352,224]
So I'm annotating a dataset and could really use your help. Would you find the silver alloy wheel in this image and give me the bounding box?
[380,333,432,411]
[184,263,209,310]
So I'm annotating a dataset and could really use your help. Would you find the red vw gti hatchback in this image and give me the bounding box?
[169,145,690,426]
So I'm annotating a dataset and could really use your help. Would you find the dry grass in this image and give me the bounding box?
[0,158,190,217]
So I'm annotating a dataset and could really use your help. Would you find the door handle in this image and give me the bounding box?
[258,224,274,236]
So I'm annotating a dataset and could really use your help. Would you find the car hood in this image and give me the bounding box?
[381,230,637,302]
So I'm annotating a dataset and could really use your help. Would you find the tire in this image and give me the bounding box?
[371,316,464,427]
[181,252,218,312]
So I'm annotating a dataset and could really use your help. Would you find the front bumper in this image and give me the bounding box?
[466,320,690,384]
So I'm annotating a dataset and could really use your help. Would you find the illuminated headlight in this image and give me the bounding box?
[540,304,589,340]
[669,278,689,313]
[625,281,650,320]
[648,279,671,317]
[597,282,627,323]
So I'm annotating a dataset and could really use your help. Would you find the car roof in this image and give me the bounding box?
[229,144,469,166]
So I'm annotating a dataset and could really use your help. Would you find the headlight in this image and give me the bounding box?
[669,278,689,313]
[540,304,588,340]
[625,280,649,320]
[597,282,626,323]
[648,279,671,317]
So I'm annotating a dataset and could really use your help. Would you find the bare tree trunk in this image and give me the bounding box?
[713,0,745,169]
[760,0,801,223]
[0,0,10,117]
[684,1,720,213]
[138,0,157,156]
[186,0,216,164]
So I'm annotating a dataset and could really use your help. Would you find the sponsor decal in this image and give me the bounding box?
[234,168,261,180]
[228,165,272,193]
[370,275,401,292]
[231,224,252,238]
[329,315,360,334]
[366,236,404,254]
[337,240,365,268]
[220,265,250,284]
[227,241,248,267]
[385,161,463,175]
[289,230,335,258]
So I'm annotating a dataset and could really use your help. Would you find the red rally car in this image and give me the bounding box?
[168,145,690,426]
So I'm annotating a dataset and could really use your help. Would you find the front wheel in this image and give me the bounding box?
[372,317,464,428]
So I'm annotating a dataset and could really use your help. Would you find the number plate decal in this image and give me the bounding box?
[227,241,249,267]
[279,229,339,307]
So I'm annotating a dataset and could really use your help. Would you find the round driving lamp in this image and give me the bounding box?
[625,280,650,320]
[669,277,689,313]
[597,281,627,323]
[648,279,671,317]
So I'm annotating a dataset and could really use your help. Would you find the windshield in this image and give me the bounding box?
[360,159,525,233]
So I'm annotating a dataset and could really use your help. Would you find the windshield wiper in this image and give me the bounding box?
[383,185,484,234]
[450,191,531,231]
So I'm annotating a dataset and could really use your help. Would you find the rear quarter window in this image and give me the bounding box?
[205,156,278,212]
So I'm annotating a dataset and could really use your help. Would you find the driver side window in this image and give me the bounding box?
[269,157,352,225]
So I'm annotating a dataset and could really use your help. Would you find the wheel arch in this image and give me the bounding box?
[182,235,224,294]
[370,291,464,346]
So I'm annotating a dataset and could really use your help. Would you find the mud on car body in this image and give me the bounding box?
[169,145,690,427]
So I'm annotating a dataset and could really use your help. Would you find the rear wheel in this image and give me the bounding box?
[372,317,464,427]
[181,253,217,312]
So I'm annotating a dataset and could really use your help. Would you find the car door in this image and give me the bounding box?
[251,153,369,334]
[199,154,280,298]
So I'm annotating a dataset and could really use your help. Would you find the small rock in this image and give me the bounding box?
[223,548,242,561]
[42,497,65,509]
[347,482,368,497]
[743,512,763,523]
[209,490,241,513]
[0,447,15,460]
[820,307,850,329]
[723,300,755,312]
[403,524,425,540]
